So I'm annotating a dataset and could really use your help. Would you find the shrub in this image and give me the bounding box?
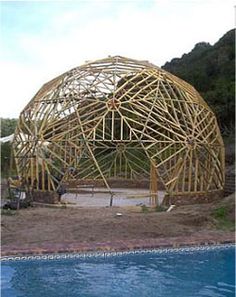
[212,206,235,231]
[141,204,149,213]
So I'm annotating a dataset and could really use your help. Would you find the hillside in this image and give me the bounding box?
[162,29,235,133]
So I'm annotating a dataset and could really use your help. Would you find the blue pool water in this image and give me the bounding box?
[1,246,235,297]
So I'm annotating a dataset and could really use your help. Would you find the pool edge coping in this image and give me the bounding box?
[1,243,235,262]
[1,233,235,259]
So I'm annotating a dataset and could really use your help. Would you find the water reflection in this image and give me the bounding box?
[1,247,235,297]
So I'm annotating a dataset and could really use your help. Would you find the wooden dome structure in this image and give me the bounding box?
[12,56,224,204]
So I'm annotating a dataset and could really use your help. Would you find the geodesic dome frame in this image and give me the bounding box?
[12,56,225,202]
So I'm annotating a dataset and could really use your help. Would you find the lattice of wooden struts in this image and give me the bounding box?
[12,56,225,204]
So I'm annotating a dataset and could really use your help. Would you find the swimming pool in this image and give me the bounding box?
[1,245,235,297]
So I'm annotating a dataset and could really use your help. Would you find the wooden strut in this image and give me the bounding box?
[11,56,225,203]
[150,159,158,206]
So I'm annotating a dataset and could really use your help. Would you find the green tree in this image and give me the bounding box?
[1,118,18,175]
[162,29,235,132]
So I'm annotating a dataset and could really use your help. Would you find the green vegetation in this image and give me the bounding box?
[162,29,235,133]
[1,118,18,175]
[212,206,235,231]
[140,204,166,213]
[213,206,227,219]
[1,209,17,216]
[141,204,149,213]
[155,205,166,212]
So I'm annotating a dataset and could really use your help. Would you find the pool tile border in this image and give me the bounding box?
[1,243,235,262]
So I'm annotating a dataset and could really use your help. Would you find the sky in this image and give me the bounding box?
[0,0,235,118]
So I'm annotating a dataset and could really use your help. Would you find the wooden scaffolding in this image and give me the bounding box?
[12,56,225,202]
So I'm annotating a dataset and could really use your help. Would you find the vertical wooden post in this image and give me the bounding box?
[221,145,225,188]
[35,155,39,190]
[30,157,34,187]
[150,159,158,206]
[42,160,45,191]
[10,148,14,176]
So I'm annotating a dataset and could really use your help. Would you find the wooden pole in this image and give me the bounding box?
[150,159,158,206]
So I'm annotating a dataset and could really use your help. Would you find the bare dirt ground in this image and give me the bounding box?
[1,194,235,253]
